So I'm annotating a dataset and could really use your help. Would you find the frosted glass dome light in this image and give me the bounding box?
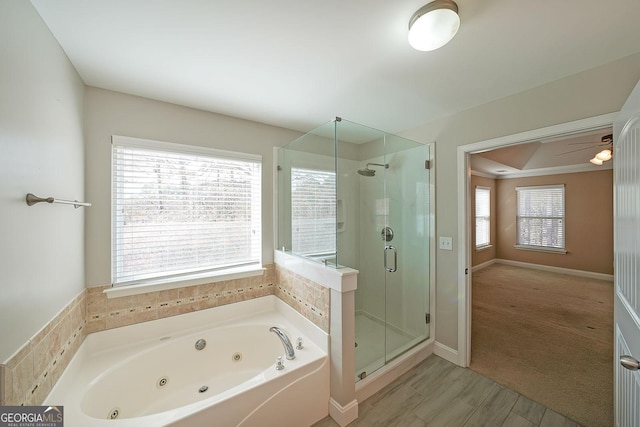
[408,0,460,51]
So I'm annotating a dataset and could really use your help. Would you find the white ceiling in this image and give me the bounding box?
[31,0,640,134]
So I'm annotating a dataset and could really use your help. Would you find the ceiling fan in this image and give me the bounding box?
[557,133,613,165]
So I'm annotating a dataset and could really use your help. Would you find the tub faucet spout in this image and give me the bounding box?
[269,326,296,360]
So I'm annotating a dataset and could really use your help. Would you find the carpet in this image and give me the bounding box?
[470,263,614,427]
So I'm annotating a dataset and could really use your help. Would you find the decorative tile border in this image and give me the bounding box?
[275,264,330,333]
[1,262,330,406]
[1,290,86,406]
[86,265,277,334]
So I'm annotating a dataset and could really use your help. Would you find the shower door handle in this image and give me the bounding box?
[384,245,397,272]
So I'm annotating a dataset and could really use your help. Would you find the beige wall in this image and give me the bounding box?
[84,88,302,287]
[496,170,613,274]
[471,175,497,267]
[0,1,86,362]
[402,52,640,351]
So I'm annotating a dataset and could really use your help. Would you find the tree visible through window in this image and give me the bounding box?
[475,187,490,248]
[516,185,565,250]
[112,136,262,285]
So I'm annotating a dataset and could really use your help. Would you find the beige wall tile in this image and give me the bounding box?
[5,341,32,370]
[12,351,34,405]
[106,293,139,312]
[86,319,106,334]
[157,288,180,303]
[105,312,136,330]
[87,286,108,313]
[0,365,10,404]
[28,374,52,406]
[134,307,158,324]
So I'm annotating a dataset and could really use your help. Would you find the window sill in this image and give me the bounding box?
[475,244,493,252]
[104,264,265,299]
[514,245,567,255]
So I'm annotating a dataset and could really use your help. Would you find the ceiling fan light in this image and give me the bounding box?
[590,156,603,165]
[408,0,460,51]
[595,149,612,161]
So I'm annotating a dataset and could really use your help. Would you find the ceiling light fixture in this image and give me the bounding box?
[589,157,603,166]
[408,0,460,51]
[595,149,612,162]
[589,134,613,166]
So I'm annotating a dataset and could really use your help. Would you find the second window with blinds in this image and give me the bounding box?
[515,184,566,253]
[290,167,336,256]
[475,186,491,249]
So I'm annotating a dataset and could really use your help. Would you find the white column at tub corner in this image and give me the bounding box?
[328,273,359,427]
[272,250,359,426]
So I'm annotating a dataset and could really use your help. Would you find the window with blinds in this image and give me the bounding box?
[291,167,336,255]
[475,186,490,248]
[516,184,565,251]
[112,136,262,286]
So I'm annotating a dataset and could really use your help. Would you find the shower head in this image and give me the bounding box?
[357,167,376,177]
[357,162,389,177]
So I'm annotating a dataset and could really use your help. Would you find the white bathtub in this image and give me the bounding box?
[45,295,330,427]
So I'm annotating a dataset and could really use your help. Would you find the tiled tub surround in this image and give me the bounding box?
[86,265,278,335]
[1,263,331,406]
[1,290,86,406]
[275,264,330,333]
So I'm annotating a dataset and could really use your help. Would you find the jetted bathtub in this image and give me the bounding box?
[45,295,330,426]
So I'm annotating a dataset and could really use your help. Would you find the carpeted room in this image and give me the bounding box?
[469,161,614,427]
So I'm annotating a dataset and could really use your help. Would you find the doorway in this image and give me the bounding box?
[456,111,616,363]
[457,112,616,426]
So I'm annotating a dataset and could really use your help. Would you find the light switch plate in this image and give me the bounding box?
[439,236,453,251]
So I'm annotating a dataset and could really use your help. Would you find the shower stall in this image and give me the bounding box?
[277,118,433,383]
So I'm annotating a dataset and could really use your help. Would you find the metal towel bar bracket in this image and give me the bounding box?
[26,193,91,209]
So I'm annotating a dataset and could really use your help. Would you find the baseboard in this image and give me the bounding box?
[434,341,460,365]
[329,398,358,427]
[472,259,496,272]
[495,259,614,282]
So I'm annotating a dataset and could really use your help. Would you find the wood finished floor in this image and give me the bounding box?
[313,355,582,427]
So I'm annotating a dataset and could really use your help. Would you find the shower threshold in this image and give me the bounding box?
[355,311,427,382]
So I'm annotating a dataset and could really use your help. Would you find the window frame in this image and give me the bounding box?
[475,186,491,250]
[110,135,263,293]
[515,184,566,254]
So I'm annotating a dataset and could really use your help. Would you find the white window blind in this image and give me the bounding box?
[291,167,336,255]
[112,136,262,286]
[475,187,490,248]
[516,185,565,250]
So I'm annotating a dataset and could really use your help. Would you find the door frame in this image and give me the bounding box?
[456,111,617,367]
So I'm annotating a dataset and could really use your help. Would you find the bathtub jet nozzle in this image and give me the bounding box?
[269,326,296,360]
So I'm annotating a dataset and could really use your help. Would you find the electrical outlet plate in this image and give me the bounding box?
[439,236,453,251]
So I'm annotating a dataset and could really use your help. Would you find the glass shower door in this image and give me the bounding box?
[354,149,388,379]
[383,137,430,363]
[353,129,430,381]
